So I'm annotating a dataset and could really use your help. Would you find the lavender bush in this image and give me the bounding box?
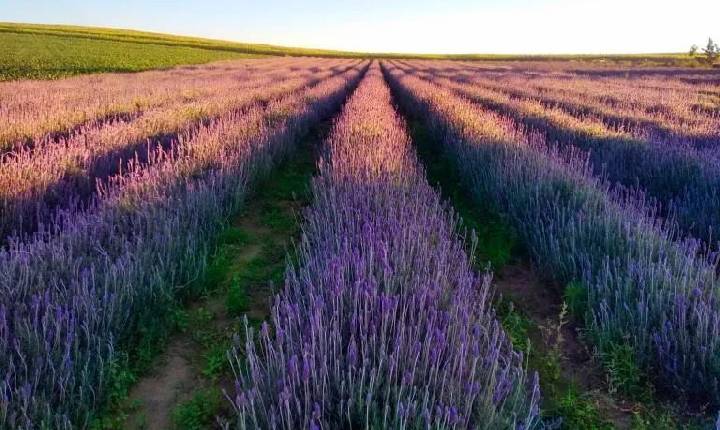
[227,65,540,429]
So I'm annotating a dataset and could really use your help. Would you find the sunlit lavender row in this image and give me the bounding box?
[394,61,720,248]
[412,59,720,145]
[0,61,367,429]
[227,65,541,429]
[0,57,348,150]
[0,60,359,242]
[383,63,720,406]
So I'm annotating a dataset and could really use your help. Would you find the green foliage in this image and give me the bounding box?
[604,342,651,400]
[199,249,234,296]
[260,203,296,231]
[132,321,173,372]
[631,409,679,430]
[409,121,518,270]
[87,318,176,429]
[631,408,715,430]
[538,351,565,395]
[550,388,613,430]
[218,226,253,247]
[105,357,138,405]
[563,281,588,318]
[87,356,139,429]
[177,305,231,379]
[202,344,229,379]
[186,308,216,344]
[497,299,531,352]
[0,22,369,62]
[172,388,222,430]
[226,276,250,317]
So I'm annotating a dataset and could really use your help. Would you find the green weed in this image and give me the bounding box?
[172,388,222,430]
[497,299,531,352]
[202,344,229,379]
[563,281,588,318]
[226,276,250,317]
[551,388,613,430]
[604,342,652,401]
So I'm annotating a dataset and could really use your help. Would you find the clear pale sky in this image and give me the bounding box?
[2,0,718,54]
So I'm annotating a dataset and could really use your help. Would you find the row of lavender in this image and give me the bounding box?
[0,57,324,150]
[0,60,359,242]
[382,63,720,406]
[397,62,720,247]
[0,62,367,429]
[227,65,540,428]
[416,59,720,147]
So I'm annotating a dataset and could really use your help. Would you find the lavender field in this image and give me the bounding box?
[1,43,720,429]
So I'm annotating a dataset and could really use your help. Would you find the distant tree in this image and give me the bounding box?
[701,38,719,65]
[689,44,698,56]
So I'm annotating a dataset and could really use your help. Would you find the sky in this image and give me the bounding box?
[1,0,719,54]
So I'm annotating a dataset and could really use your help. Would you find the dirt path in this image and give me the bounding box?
[121,126,323,430]
[494,262,636,429]
[124,341,197,429]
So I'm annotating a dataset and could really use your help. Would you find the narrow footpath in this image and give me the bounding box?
[119,124,325,429]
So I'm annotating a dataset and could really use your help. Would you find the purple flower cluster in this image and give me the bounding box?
[0,62,367,428]
[383,62,720,406]
[227,65,540,429]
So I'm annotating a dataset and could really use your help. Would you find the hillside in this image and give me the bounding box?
[0,22,365,80]
[0,22,698,81]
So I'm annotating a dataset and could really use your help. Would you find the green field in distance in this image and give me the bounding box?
[0,22,699,81]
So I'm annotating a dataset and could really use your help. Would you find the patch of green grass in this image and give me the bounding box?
[199,227,256,296]
[226,276,250,317]
[260,203,296,231]
[604,342,652,401]
[496,298,531,352]
[233,246,285,287]
[631,409,679,430]
[550,388,614,430]
[185,308,218,346]
[177,305,232,379]
[630,407,712,430]
[202,344,230,379]
[495,298,612,429]
[217,226,254,247]
[493,281,619,427]
[88,355,139,429]
[563,281,588,318]
[409,121,518,270]
[172,388,223,430]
